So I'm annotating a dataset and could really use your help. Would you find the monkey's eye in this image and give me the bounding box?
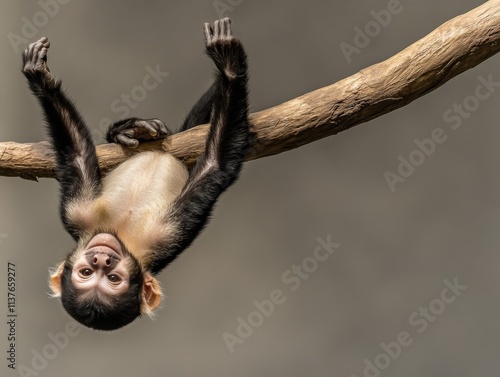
[79,268,93,277]
[107,274,122,284]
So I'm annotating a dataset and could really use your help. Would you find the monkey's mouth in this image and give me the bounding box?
[86,233,124,258]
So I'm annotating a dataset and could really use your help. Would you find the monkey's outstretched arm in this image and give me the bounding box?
[149,18,250,274]
[22,38,101,239]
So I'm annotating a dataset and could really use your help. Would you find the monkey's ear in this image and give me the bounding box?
[141,274,162,314]
[49,262,65,297]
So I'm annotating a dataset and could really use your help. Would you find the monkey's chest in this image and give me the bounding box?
[95,152,189,243]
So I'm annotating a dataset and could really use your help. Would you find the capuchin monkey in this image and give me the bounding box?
[22,18,249,330]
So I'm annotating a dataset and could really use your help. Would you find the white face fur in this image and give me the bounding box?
[70,233,131,298]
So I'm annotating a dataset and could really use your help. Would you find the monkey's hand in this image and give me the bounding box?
[106,118,171,148]
[204,17,246,80]
[22,37,56,88]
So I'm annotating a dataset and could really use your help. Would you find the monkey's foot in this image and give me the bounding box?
[203,17,244,79]
[22,37,54,84]
[106,118,171,148]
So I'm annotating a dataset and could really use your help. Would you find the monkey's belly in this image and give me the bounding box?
[98,151,189,238]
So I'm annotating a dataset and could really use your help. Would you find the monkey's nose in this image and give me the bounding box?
[92,254,111,267]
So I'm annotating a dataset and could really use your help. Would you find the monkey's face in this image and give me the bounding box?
[70,233,132,298]
[49,233,162,330]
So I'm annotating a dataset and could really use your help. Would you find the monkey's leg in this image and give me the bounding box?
[148,18,249,273]
[201,17,249,180]
[106,117,171,147]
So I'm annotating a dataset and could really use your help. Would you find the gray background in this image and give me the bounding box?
[1,1,499,376]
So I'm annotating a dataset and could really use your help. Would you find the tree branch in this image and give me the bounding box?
[2,1,500,180]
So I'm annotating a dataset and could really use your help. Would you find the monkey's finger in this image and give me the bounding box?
[25,38,49,63]
[29,40,45,67]
[117,134,139,148]
[150,119,170,136]
[136,120,158,137]
[221,17,231,37]
[39,46,49,62]
[203,23,213,45]
[213,19,220,40]
[26,42,38,63]
[149,122,168,136]
[37,37,50,50]
[157,123,170,136]
[39,39,50,58]
[32,40,45,56]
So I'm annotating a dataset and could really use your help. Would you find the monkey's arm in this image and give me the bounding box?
[22,38,101,239]
[148,18,249,274]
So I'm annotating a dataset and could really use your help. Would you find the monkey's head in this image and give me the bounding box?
[49,233,162,331]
